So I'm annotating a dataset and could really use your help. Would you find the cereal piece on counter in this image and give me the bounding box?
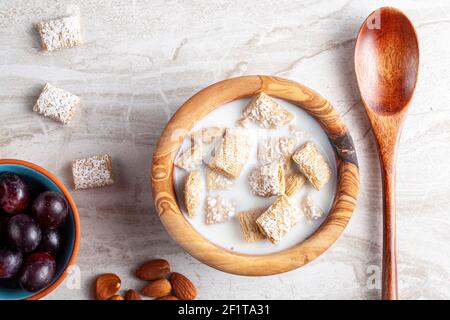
[257,136,297,167]
[72,154,114,190]
[248,163,285,197]
[301,195,324,221]
[239,92,294,129]
[174,143,203,171]
[292,141,331,190]
[205,195,235,224]
[190,127,224,145]
[183,171,202,219]
[208,128,252,179]
[33,83,80,125]
[37,16,82,51]
[205,167,234,191]
[236,208,266,242]
[256,195,301,244]
[285,171,306,197]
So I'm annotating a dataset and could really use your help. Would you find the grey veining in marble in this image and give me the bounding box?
[0,0,449,300]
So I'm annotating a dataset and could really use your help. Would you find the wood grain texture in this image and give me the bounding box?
[151,75,360,276]
[355,7,419,299]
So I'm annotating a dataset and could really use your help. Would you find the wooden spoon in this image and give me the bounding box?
[354,7,419,300]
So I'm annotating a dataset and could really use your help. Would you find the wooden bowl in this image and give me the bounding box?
[151,76,359,276]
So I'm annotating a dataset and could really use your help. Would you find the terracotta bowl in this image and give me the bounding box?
[0,159,80,299]
[151,75,359,276]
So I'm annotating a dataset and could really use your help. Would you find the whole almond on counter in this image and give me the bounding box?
[157,295,179,300]
[136,259,170,281]
[141,278,172,298]
[170,272,197,300]
[95,273,121,300]
[124,289,142,300]
[108,295,124,300]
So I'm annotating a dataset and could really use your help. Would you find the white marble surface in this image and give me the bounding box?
[1,0,449,300]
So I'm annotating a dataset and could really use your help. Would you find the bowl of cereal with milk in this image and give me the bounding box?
[151,76,359,276]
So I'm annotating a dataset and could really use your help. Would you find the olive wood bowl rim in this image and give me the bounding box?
[151,75,359,276]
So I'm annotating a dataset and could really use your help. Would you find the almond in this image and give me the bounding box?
[157,295,179,300]
[108,295,124,300]
[170,272,197,300]
[95,273,121,300]
[136,259,170,281]
[124,289,142,300]
[141,278,172,298]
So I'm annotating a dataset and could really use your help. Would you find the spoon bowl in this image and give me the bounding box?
[355,7,419,115]
[354,7,419,300]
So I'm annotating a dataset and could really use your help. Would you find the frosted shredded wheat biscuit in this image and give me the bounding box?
[37,16,82,51]
[33,83,80,125]
[256,195,301,244]
[205,195,235,224]
[285,171,306,197]
[205,167,234,191]
[258,136,297,168]
[174,143,203,171]
[72,154,114,190]
[292,141,331,190]
[208,128,252,179]
[239,92,294,129]
[249,163,285,197]
[301,195,324,220]
[183,171,202,218]
[236,208,266,242]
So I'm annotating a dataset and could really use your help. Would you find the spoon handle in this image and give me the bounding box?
[381,156,398,300]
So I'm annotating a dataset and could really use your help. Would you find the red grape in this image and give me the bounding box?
[19,252,56,292]
[7,214,42,253]
[0,247,23,279]
[32,191,68,229]
[0,173,30,215]
[39,228,63,255]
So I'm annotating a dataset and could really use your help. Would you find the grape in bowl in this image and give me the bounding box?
[0,172,30,215]
[0,159,80,300]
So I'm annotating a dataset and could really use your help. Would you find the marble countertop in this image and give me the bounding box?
[1,0,449,300]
